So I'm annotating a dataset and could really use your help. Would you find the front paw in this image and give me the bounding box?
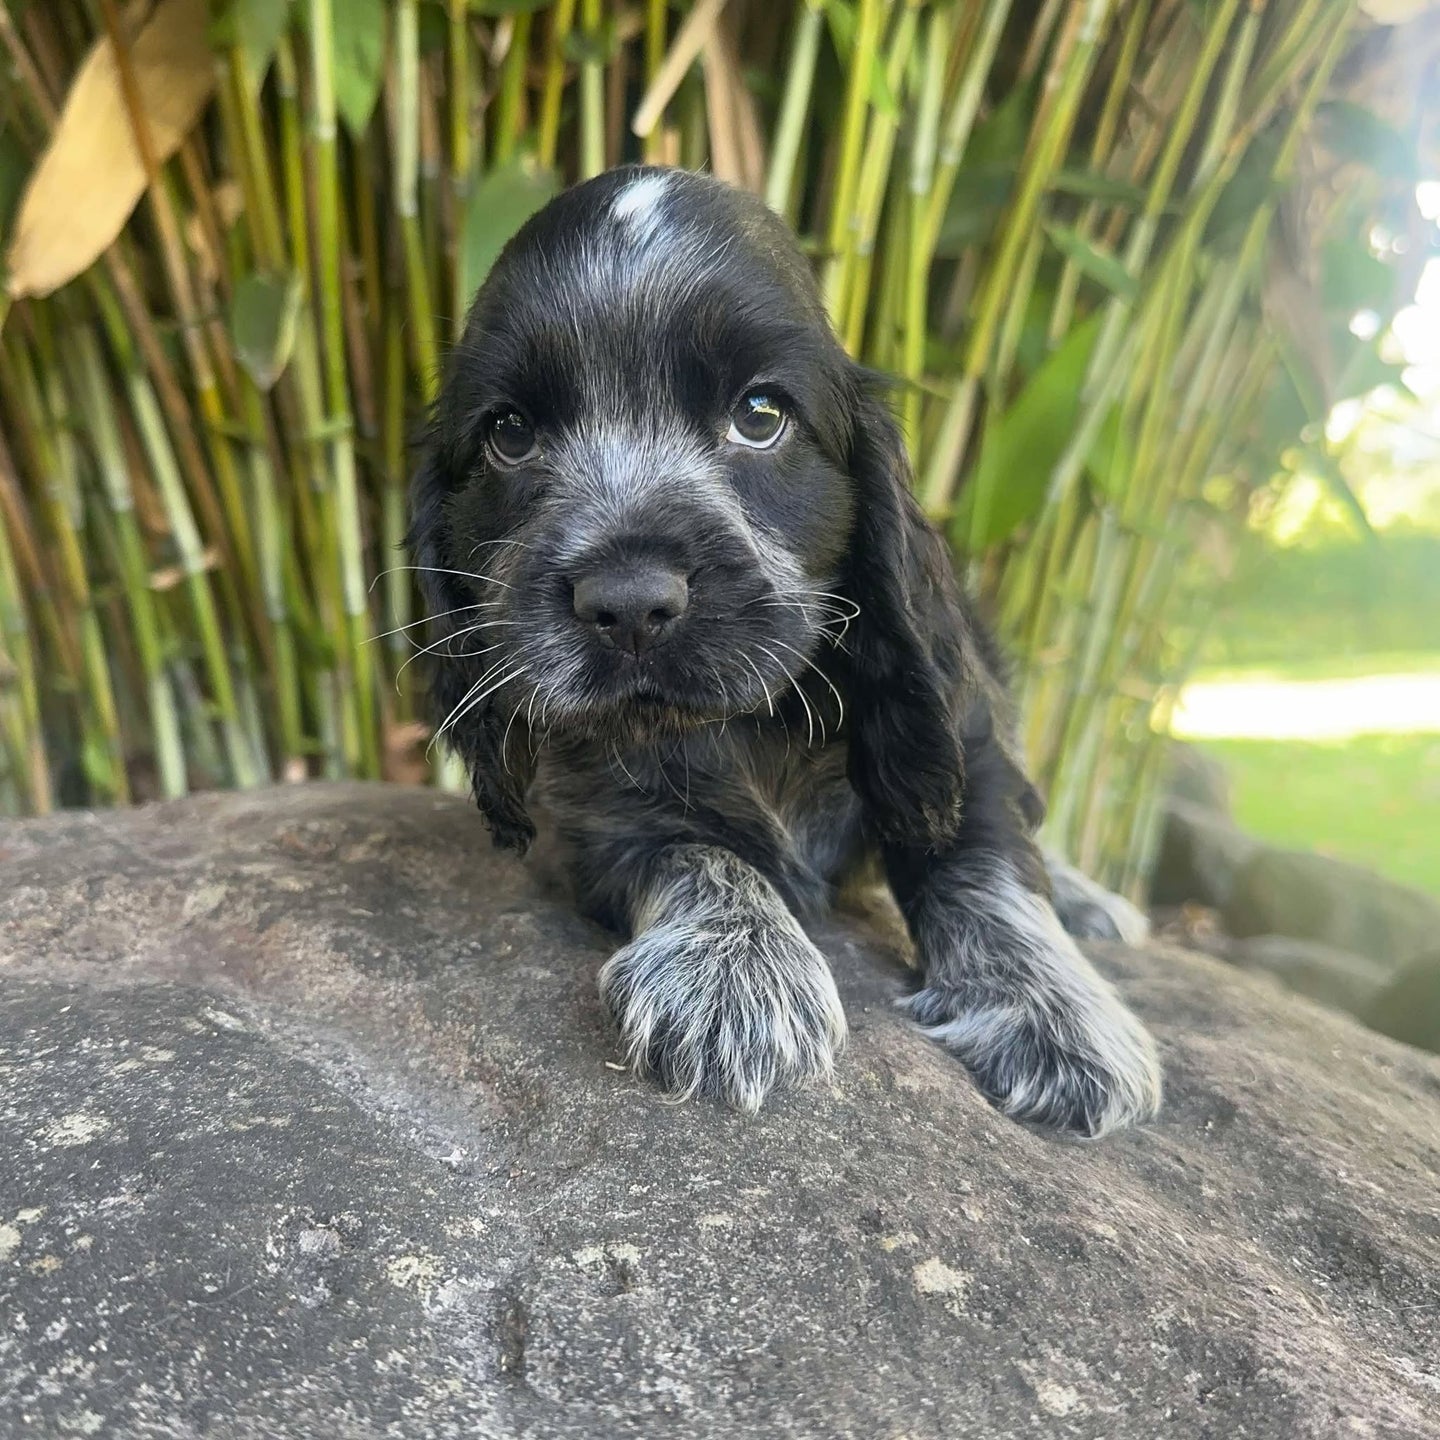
[905,941,1161,1139]
[599,918,846,1113]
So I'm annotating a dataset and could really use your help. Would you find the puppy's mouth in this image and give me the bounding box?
[567,649,744,732]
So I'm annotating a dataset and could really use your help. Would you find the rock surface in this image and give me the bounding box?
[2,783,1439,1440]
[1226,933,1394,1017]
[1365,951,1440,1057]
[1224,844,1440,971]
[1150,798,1261,912]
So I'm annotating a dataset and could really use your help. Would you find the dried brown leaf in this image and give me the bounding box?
[5,0,215,300]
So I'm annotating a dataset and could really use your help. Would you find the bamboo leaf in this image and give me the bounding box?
[1044,223,1139,301]
[5,0,217,300]
[230,270,303,391]
[210,0,293,88]
[935,84,1033,255]
[823,0,899,119]
[334,0,388,136]
[952,315,1103,547]
[459,160,561,310]
[1049,169,1151,208]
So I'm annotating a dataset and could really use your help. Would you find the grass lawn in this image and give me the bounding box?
[1198,734,1440,898]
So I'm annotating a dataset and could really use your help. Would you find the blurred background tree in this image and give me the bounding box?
[0,0,1435,898]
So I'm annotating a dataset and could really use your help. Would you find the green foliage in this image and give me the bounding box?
[1202,733,1440,899]
[1205,534,1440,668]
[459,160,562,313]
[333,0,389,135]
[1043,223,1139,301]
[211,0,293,87]
[231,271,304,391]
[0,0,1423,899]
[952,314,1102,549]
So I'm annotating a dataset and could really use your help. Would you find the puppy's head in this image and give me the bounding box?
[411,167,966,851]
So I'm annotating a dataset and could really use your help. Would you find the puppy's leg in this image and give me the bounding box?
[1043,848,1151,945]
[885,783,1161,1138]
[598,845,846,1112]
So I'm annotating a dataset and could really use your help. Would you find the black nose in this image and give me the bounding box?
[572,565,689,654]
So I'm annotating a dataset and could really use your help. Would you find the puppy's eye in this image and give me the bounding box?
[487,409,538,465]
[726,391,788,449]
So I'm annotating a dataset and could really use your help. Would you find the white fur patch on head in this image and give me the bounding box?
[610,172,671,244]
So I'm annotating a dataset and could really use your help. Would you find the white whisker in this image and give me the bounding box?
[371,564,518,593]
[756,642,818,747]
[738,652,775,718]
[768,637,845,732]
[368,602,494,643]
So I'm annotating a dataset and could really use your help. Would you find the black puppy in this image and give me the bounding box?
[409,166,1161,1136]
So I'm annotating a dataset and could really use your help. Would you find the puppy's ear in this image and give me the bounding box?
[408,437,537,854]
[842,383,968,849]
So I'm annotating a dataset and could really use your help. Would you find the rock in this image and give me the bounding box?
[1166,741,1233,816]
[1224,844,1440,972]
[1149,798,1260,910]
[1363,952,1440,1056]
[1226,933,1393,1018]
[2,783,1438,1440]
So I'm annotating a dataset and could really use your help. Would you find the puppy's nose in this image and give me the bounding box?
[572,565,689,654]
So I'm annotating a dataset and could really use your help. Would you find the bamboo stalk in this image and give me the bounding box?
[309,0,381,778]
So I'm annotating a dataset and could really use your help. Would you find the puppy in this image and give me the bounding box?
[409,166,1161,1136]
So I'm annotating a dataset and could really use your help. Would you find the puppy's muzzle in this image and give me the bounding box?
[572,561,690,655]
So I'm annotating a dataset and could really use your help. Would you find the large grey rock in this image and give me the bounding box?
[2,783,1438,1440]
[1364,951,1440,1057]
[1149,798,1260,910]
[1227,933,1394,1018]
[1224,844,1440,972]
[1165,741,1233,817]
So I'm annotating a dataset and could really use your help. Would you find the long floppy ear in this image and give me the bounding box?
[407,437,537,854]
[842,385,969,849]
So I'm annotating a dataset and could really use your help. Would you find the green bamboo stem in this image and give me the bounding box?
[821,0,886,320]
[67,325,187,799]
[276,36,345,778]
[765,1,825,221]
[380,304,414,714]
[446,4,473,340]
[243,379,305,771]
[538,0,579,170]
[641,0,669,164]
[14,329,129,802]
[394,0,441,395]
[0,443,49,811]
[309,0,381,779]
[495,13,533,168]
[1044,0,1148,346]
[899,0,950,449]
[578,0,606,178]
[953,0,1115,552]
[840,4,920,355]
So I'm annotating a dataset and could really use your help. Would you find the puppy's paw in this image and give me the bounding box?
[1044,849,1150,945]
[599,918,846,1113]
[905,979,1160,1137]
[905,882,1161,1137]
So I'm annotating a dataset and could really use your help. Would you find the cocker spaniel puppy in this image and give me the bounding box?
[409,166,1161,1137]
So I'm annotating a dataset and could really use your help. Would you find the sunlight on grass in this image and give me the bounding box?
[1173,671,1440,741]
[1199,736,1440,898]
[1174,657,1440,898]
